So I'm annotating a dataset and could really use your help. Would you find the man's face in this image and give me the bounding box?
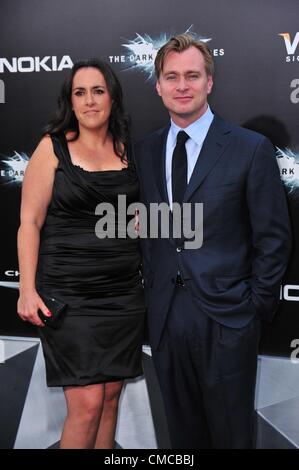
[156,46,213,127]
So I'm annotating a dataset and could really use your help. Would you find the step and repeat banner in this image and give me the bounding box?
[0,0,298,356]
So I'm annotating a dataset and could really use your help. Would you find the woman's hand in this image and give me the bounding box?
[135,209,139,235]
[17,289,52,327]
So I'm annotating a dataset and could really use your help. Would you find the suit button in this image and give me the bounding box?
[176,247,182,252]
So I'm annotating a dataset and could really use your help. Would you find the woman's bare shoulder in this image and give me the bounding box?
[31,135,58,165]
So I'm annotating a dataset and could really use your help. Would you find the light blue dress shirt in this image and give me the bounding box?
[165,106,214,208]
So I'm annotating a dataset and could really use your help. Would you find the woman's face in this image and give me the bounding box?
[71,67,112,131]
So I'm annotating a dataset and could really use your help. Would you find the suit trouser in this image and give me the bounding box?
[151,285,261,449]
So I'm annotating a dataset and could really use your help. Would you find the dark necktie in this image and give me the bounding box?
[172,130,189,205]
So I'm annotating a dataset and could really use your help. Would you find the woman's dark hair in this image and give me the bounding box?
[43,58,130,162]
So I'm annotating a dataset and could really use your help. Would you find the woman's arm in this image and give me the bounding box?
[17,136,58,326]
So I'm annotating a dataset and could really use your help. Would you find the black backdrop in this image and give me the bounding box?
[0,0,298,356]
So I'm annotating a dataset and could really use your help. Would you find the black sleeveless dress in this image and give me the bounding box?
[37,134,146,387]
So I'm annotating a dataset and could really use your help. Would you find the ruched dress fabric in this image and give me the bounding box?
[37,134,146,387]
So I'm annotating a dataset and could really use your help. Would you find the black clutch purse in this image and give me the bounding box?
[38,292,67,328]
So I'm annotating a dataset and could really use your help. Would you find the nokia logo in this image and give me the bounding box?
[0,55,73,73]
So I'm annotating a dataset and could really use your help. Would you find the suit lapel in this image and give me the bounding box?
[184,115,232,202]
[150,124,178,246]
[151,125,170,203]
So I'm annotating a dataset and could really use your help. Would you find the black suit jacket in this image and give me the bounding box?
[135,115,291,350]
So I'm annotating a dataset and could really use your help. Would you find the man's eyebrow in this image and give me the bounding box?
[163,70,201,75]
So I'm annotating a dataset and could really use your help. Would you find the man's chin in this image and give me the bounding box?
[170,110,198,122]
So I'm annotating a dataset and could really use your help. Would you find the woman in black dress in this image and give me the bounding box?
[17,59,145,448]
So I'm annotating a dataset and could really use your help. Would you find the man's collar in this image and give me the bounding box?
[169,105,214,146]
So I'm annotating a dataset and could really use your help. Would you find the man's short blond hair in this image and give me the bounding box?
[155,34,214,78]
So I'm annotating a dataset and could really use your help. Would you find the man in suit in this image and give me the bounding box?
[135,34,291,448]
